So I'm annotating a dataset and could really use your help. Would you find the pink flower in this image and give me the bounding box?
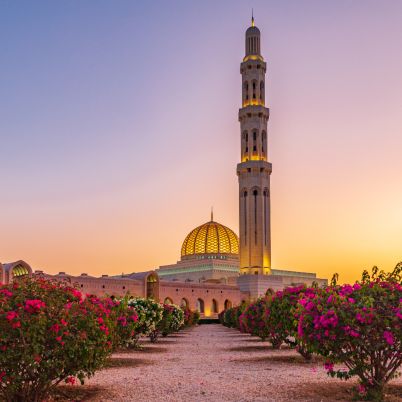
[70,289,82,300]
[61,319,68,326]
[6,311,18,321]
[129,314,138,322]
[99,325,109,335]
[324,362,334,372]
[24,299,46,314]
[65,376,76,385]
[0,289,13,297]
[383,330,394,345]
[0,371,5,382]
[350,330,360,338]
[357,384,366,396]
[51,323,61,333]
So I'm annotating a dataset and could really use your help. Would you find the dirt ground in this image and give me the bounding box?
[55,324,402,402]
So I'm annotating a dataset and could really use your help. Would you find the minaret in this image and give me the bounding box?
[237,16,272,276]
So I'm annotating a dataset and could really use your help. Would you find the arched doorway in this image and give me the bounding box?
[146,273,159,300]
[212,299,218,313]
[164,297,173,305]
[224,299,232,310]
[196,298,205,314]
[180,298,189,309]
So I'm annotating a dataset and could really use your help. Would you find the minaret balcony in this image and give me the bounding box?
[240,59,266,73]
[238,105,269,120]
[242,99,264,107]
[237,160,272,175]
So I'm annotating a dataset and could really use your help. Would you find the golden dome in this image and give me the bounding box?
[181,218,239,259]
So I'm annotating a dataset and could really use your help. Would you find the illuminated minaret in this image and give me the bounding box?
[237,15,272,276]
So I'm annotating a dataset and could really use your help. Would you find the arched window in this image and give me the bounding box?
[146,273,159,300]
[253,189,258,245]
[243,131,248,155]
[212,299,218,313]
[252,81,256,99]
[263,190,268,246]
[224,299,232,310]
[262,131,266,154]
[260,81,264,101]
[164,297,173,305]
[196,298,205,314]
[243,191,248,245]
[180,298,189,309]
[252,130,257,153]
[244,81,249,100]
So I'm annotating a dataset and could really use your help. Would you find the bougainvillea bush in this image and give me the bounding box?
[149,303,184,342]
[239,297,284,348]
[296,265,402,401]
[183,308,200,327]
[222,304,247,329]
[107,296,139,348]
[0,277,114,402]
[269,285,316,359]
[127,297,163,345]
[160,303,184,335]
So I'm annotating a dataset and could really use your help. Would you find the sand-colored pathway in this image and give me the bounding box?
[72,324,401,402]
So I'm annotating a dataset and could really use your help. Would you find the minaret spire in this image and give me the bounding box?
[237,18,272,276]
[210,207,214,221]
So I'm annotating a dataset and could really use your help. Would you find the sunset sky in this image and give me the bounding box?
[1,0,402,284]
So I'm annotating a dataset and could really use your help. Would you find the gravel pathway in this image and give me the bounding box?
[75,324,401,402]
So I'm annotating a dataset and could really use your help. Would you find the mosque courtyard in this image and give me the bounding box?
[55,324,402,402]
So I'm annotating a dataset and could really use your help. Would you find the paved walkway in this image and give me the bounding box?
[77,324,401,402]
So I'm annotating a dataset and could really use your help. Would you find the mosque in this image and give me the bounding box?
[1,18,327,317]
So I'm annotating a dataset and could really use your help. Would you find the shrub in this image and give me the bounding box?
[218,310,225,324]
[161,304,184,335]
[222,304,247,329]
[106,296,139,348]
[296,265,402,401]
[239,297,284,348]
[0,277,114,402]
[183,308,199,327]
[269,285,316,359]
[149,303,184,342]
[127,297,163,345]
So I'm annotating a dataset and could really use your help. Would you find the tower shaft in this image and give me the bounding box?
[237,21,272,275]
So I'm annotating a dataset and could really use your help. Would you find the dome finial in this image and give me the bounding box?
[251,8,255,27]
[211,206,214,221]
